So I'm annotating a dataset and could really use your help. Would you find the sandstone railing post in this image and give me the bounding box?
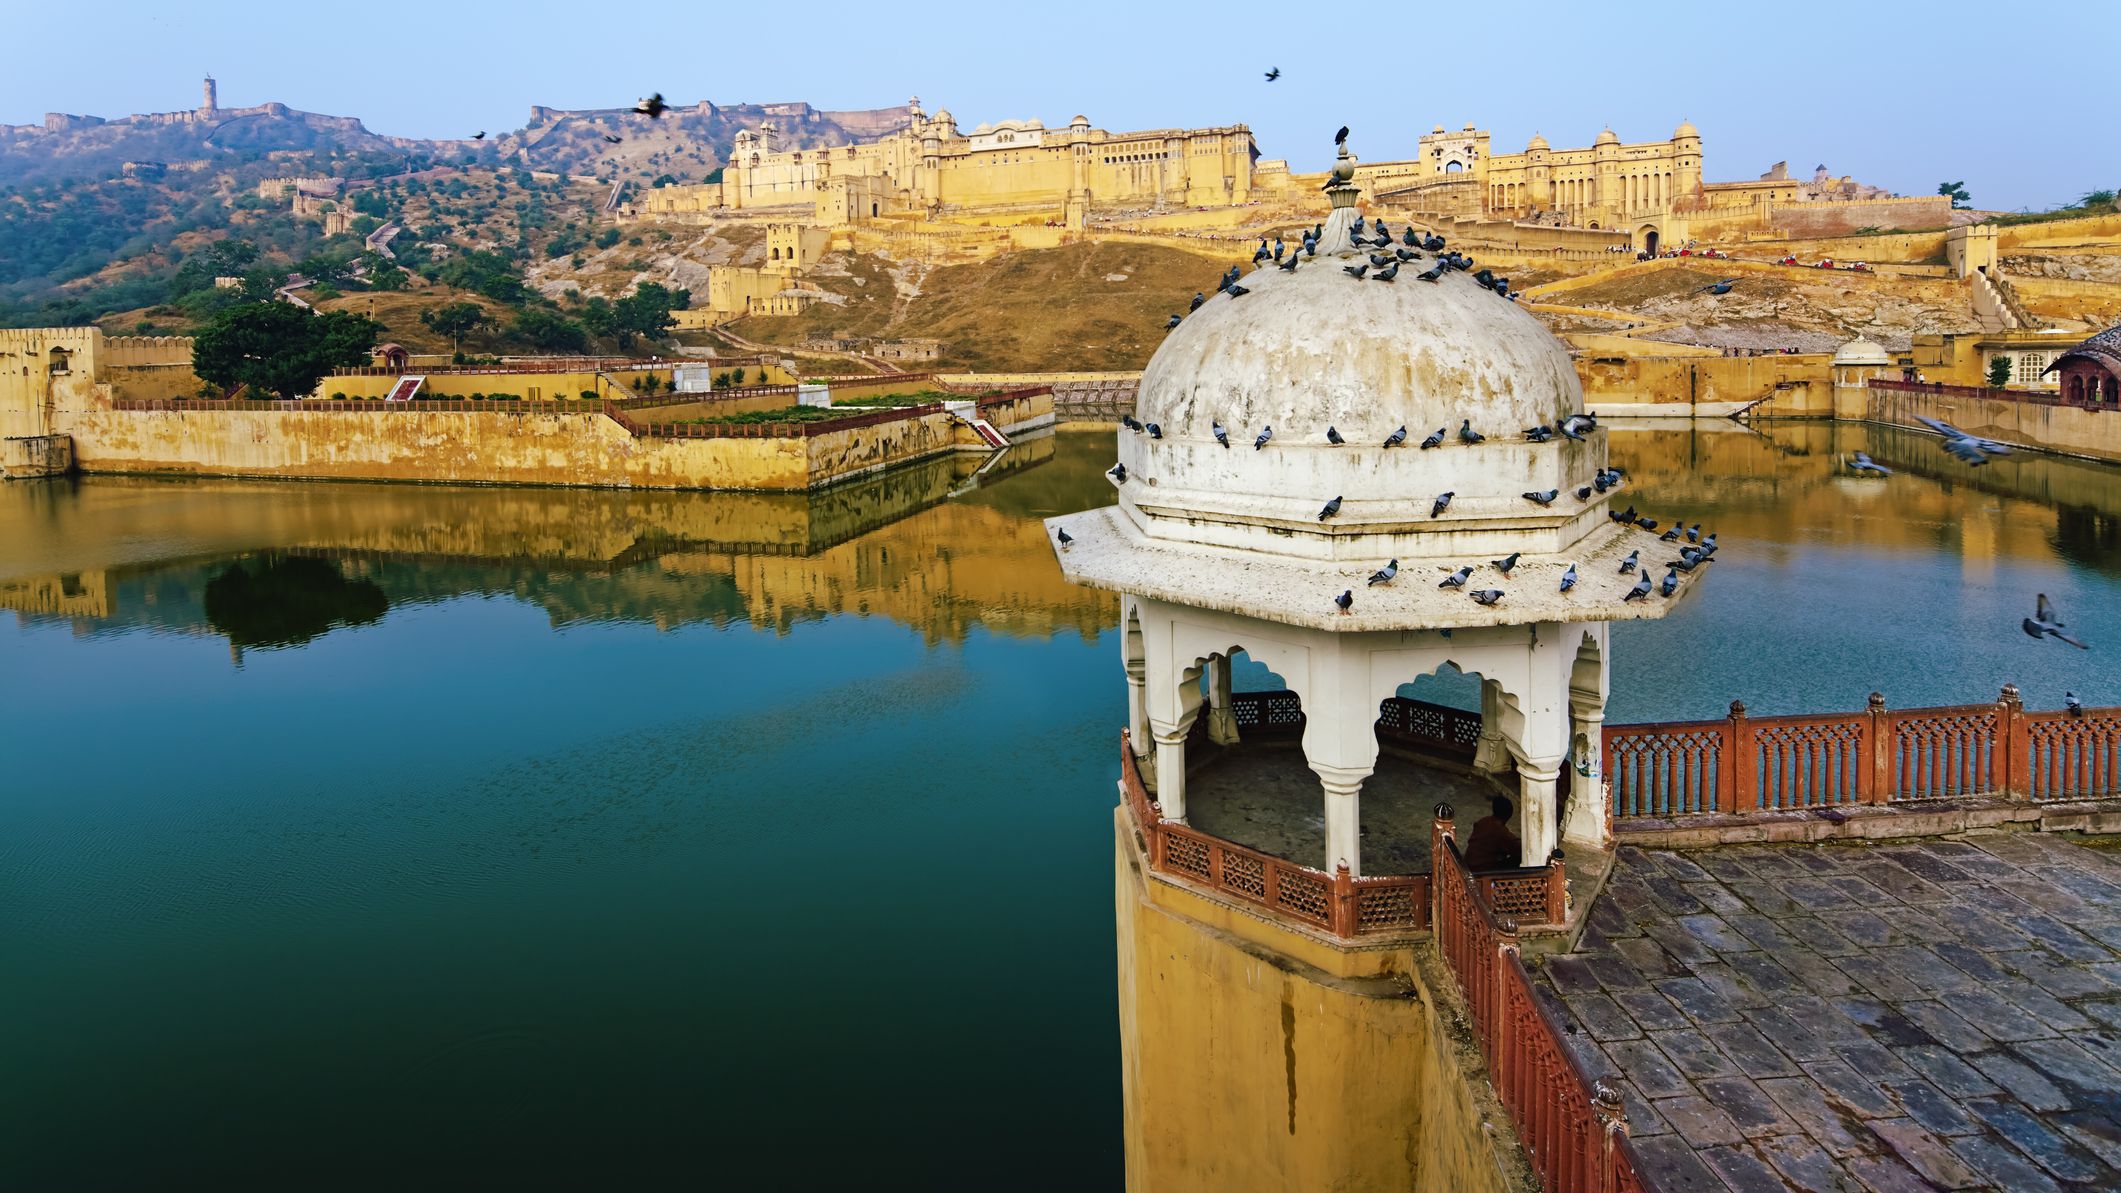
[1591,1079,1630,1192]
[1996,683,2025,799]
[1723,700,1754,814]
[1866,691,1892,803]
[1545,849,1568,926]
[1493,918,1520,1100]
[1331,863,1356,938]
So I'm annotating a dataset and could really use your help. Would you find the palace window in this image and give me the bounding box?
[2015,354,2047,384]
[47,346,71,375]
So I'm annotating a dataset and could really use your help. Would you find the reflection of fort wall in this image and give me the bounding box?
[0,570,113,619]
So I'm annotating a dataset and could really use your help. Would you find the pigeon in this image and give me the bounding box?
[1660,527,1681,542]
[472,131,486,141]
[2023,594,2088,648]
[1254,426,1274,451]
[1383,425,1408,448]
[1353,215,1366,235]
[2067,692,2085,717]
[1685,524,1701,543]
[1146,422,1163,440]
[1278,253,1300,273]
[1415,263,1446,283]
[1254,240,1271,263]
[1524,490,1559,507]
[1458,420,1485,445]
[1619,552,1638,574]
[602,134,623,144]
[1848,452,1892,476]
[1439,566,1473,589]
[1624,573,1654,602]
[1423,234,1446,252]
[1576,486,1594,501]
[1274,238,1284,260]
[1190,293,1206,312]
[1372,261,1399,282]
[1056,528,1074,549]
[1226,284,1250,298]
[1335,589,1354,614]
[1431,491,1454,518]
[1108,463,1127,483]
[1492,552,1521,575]
[1368,559,1399,586]
[1557,413,1598,441]
[634,92,668,118]
[1343,263,1369,279]
[1404,226,1419,247]
[1121,414,1142,432]
[1326,426,1345,446]
[1699,534,1718,557]
[1474,268,1499,291]
[1702,278,1740,295]
[1370,252,1394,268]
[1470,589,1506,606]
[1611,504,1638,524]
[1318,496,1343,521]
[1560,564,1578,593]
[1165,314,1182,330]
[1395,247,1418,262]
[1660,568,1680,598]
[1265,67,1282,81]
[1916,416,2012,466]
[1419,427,1445,449]
[1525,425,1555,443]
[1636,517,1659,531]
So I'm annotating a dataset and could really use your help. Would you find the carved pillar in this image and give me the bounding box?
[1149,720,1192,822]
[1513,754,1564,865]
[1205,655,1239,745]
[1125,655,1151,779]
[1316,764,1370,877]
[1473,679,1511,775]
[1565,698,1608,849]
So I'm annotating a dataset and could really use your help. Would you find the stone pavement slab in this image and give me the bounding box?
[1536,835,2121,1190]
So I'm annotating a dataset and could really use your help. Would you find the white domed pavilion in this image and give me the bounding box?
[1049,150,1703,932]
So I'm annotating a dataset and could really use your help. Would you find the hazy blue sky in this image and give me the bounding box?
[4,0,2112,211]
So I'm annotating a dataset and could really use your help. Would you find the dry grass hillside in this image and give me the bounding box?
[1540,261,1984,352]
[732,241,1244,371]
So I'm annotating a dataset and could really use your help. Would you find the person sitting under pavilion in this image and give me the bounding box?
[1460,795,1522,872]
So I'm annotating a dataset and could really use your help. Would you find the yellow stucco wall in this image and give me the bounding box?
[1866,385,2121,464]
[1115,813,1525,1193]
[1577,353,1835,412]
[317,369,673,401]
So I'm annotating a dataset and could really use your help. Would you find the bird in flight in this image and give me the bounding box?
[1916,416,2012,466]
[1702,278,1740,295]
[472,131,486,140]
[603,134,623,144]
[635,93,668,118]
[1265,67,1282,81]
[1847,452,1891,476]
[2023,594,2088,648]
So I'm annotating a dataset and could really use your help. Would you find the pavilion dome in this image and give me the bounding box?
[1120,195,1600,563]
[1527,133,1550,151]
[1833,337,1891,367]
[1594,127,1620,146]
[1673,119,1699,139]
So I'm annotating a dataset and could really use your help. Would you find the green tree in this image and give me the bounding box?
[1988,355,2014,387]
[614,282,688,347]
[192,302,383,400]
[2080,188,2118,210]
[594,228,621,249]
[1938,181,1971,209]
[579,296,619,341]
[510,308,588,353]
[420,301,493,354]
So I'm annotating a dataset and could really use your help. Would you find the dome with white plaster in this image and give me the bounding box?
[1833,337,1891,367]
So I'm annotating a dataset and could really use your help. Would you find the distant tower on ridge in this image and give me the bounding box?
[201,75,218,116]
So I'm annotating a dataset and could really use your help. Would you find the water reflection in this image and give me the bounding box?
[204,555,389,650]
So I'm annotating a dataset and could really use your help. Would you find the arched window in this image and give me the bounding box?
[1444,160,1464,174]
[47,346,71,375]
[2107,375,2120,404]
[2069,376,2085,403]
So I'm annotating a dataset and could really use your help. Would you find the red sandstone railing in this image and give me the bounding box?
[1432,808,1648,1193]
[1868,377,2089,410]
[1605,686,2121,819]
[111,397,606,414]
[1118,731,1429,937]
[606,401,948,439]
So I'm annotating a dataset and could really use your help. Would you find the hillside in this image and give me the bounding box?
[731,241,1244,371]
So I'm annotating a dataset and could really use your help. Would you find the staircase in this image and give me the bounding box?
[1969,268,2046,332]
[383,376,425,402]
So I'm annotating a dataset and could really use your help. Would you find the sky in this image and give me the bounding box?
[3,0,2113,213]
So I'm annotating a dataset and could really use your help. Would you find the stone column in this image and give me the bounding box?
[1514,754,1564,864]
[1564,700,1608,849]
[1473,679,1511,775]
[1150,720,1192,822]
[1126,656,1151,751]
[1316,765,1369,877]
[1205,656,1239,745]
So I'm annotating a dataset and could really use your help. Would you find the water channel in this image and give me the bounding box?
[4,423,2117,1188]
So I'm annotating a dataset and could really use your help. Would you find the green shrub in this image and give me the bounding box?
[330,391,346,400]
[580,389,599,400]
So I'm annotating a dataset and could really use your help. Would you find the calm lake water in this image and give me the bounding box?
[3,423,2117,1189]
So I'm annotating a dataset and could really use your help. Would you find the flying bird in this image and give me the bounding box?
[2023,594,2088,648]
[1916,415,2013,466]
[1559,564,1578,593]
[1335,589,1354,614]
[1056,528,1073,549]
[1524,490,1558,507]
[1368,559,1399,586]
[1431,491,1454,518]
[634,93,668,118]
[1439,566,1472,589]
[602,134,623,144]
[1419,427,1445,449]
[1660,569,1680,597]
[1470,589,1506,606]
[1619,551,1639,574]
[1265,67,1282,81]
[472,131,486,140]
[1326,426,1345,445]
[1108,463,1127,483]
[1848,452,1892,476]
[1212,420,1230,447]
[1492,552,1521,575]
[1383,425,1408,449]
[1702,278,1740,295]
[1458,420,1485,445]
[1318,496,1343,521]
[1624,573,1654,602]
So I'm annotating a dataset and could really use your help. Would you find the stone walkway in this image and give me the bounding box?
[1535,834,2121,1192]
[1182,744,1505,875]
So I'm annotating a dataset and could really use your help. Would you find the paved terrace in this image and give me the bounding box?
[1536,834,2121,1191]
